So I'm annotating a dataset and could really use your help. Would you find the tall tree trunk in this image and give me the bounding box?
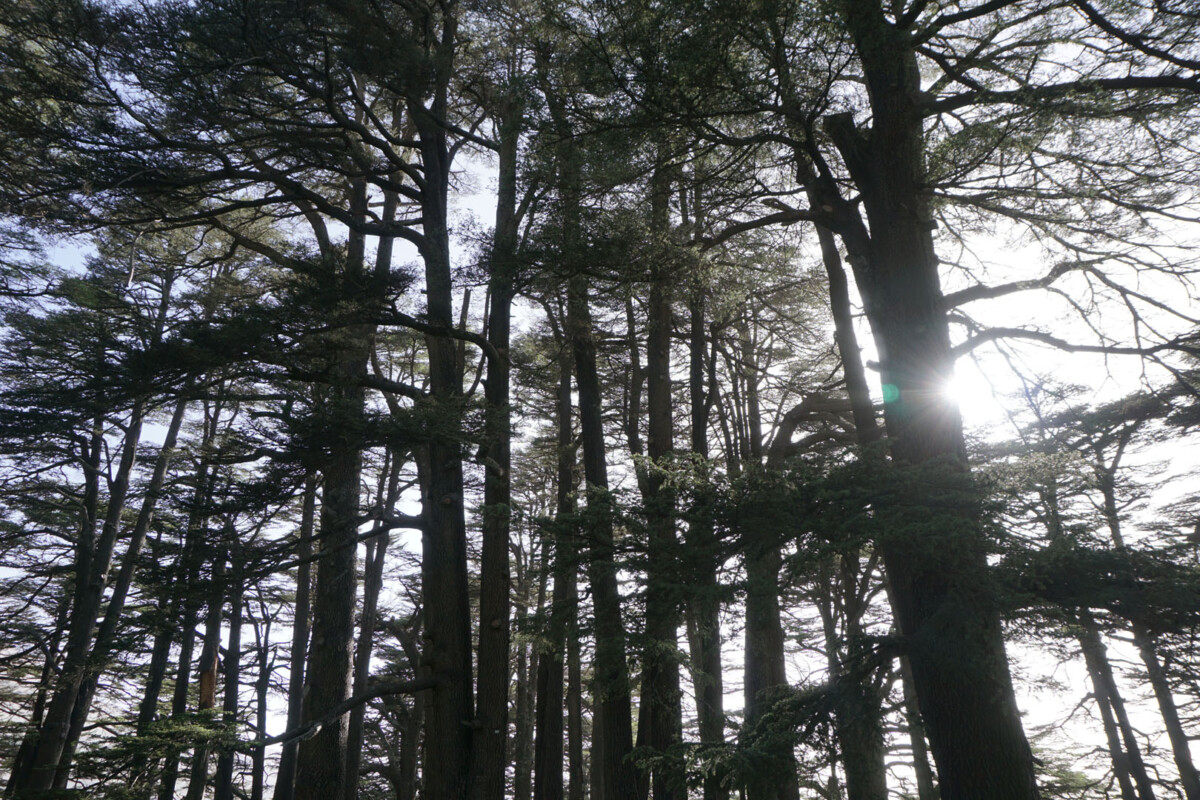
[824,4,1039,797]
[535,316,577,800]
[472,83,523,800]
[810,216,889,800]
[345,524,391,798]
[160,450,218,800]
[743,541,800,800]
[5,585,71,797]
[15,400,146,795]
[1077,612,1154,800]
[273,474,317,800]
[294,274,370,800]
[56,396,189,785]
[639,162,683,800]
[411,19,474,797]
[684,289,726,800]
[215,549,245,800]
[251,615,271,800]
[1096,469,1200,800]
[185,549,228,800]
[569,271,638,800]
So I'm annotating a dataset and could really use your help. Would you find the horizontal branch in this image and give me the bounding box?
[951,326,1200,359]
[237,674,438,751]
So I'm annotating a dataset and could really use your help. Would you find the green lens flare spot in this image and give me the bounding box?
[882,383,900,404]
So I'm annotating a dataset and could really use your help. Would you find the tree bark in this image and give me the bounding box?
[471,82,523,800]
[410,16,474,798]
[684,290,726,800]
[569,271,639,800]
[638,163,684,800]
[1077,611,1154,800]
[273,474,317,800]
[215,548,245,800]
[14,400,146,795]
[824,4,1039,797]
[534,314,575,800]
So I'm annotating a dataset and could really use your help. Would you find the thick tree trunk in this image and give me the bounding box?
[825,4,1039,798]
[411,27,474,796]
[743,543,800,800]
[294,320,369,800]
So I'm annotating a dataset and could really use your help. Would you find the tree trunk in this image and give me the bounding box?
[14,401,146,795]
[534,317,575,800]
[346,526,390,798]
[185,549,227,800]
[294,328,368,800]
[743,542,800,800]
[273,474,317,800]
[825,4,1039,797]
[411,24,474,796]
[639,164,684,800]
[1077,611,1153,800]
[569,271,639,800]
[215,550,244,800]
[160,455,217,800]
[56,396,190,785]
[472,84,522,800]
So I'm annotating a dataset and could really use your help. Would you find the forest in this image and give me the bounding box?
[0,0,1199,799]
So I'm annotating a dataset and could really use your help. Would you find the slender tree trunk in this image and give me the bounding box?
[56,396,189,785]
[273,474,316,800]
[472,84,522,800]
[15,401,146,795]
[569,271,638,800]
[535,329,576,800]
[684,290,726,800]
[215,552,244,800]
[639,164,684,800]
[1097,472,1200,800]
[251,621,271,800]
[345,526,390,798]
[809,219,889,800]
[185,549,227,800]
[160,456,217,800]
[1077,612,1153,800]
